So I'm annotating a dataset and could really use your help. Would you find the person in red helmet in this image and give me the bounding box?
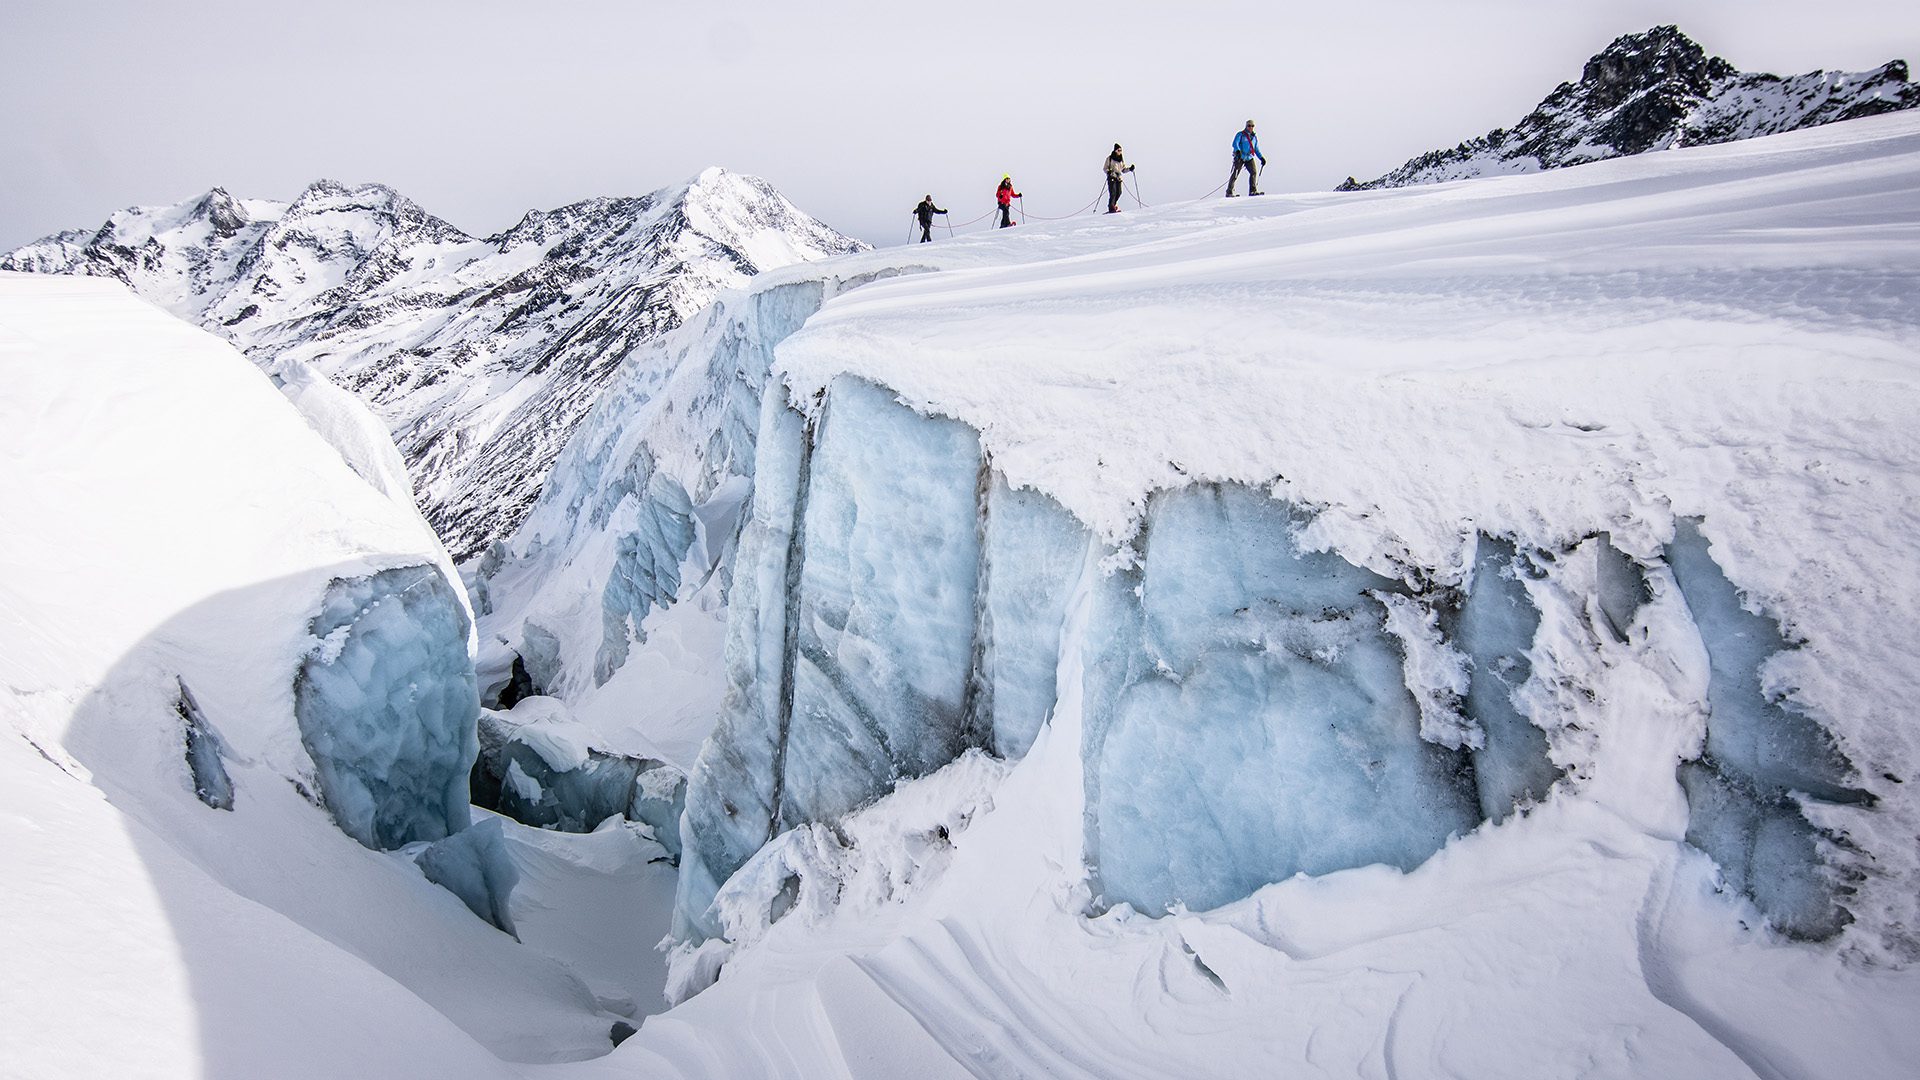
[996,175,1021,228]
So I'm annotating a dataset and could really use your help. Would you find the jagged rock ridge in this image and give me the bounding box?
[1339,25,1920,190]
[1,170,866,557]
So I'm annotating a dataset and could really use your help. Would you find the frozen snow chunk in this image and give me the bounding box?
[471,703,687,857]
[1085,485,1479,914]
[294,565,478,849]
[779,377,985,825]
[1665,519,1859,802]
[1453,535,1560,821]
[981,477,1090,758]
[706,750,1008,952]
[1378,592,1476,750]
[417,815,520,933]
[176,680,234,811]
[1679,763,1851,939]
[1591,532,1652,644]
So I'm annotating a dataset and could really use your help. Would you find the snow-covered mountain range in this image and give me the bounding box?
[1338,25,1919,190]
[0,170,864,557]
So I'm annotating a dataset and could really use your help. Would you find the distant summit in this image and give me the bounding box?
[3,170,866,556]
[1339,25,1920,190]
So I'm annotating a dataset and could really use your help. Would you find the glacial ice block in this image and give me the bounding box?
[675,391,811,942]
[981,478,1091,759]
[1666,517,1865,938]
[295,565,479,849]
[1085,485,1480,914]
[1454,535,1559,820]
[780,377,985,826]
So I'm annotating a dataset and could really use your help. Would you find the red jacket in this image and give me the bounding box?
[996,180,1021,206]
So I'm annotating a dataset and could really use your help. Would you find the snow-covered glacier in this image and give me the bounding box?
[471,110,1920,1077]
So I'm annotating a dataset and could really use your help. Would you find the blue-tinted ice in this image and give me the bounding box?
[1666,518,1865,938]
[295,565,479,849]
[1453,535,1559,821]
[1084,486,1481,913]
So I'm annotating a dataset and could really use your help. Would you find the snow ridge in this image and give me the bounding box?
[1,170,866,557]
[1338,25,1919,190]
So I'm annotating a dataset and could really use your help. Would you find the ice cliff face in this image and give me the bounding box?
[1338,25,1920,190]
[466,115,1920,1034]
[0,171,865,557]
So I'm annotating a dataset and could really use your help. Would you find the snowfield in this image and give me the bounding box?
[6,105,1920,1079]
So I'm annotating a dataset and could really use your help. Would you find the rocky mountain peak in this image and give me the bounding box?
[1340,26,1919,191]
[193,187,252,237]
[4,172,864,556]
[1577,26,1731,108]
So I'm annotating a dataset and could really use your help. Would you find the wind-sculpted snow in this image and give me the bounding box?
[295,565,478,849]
[1083,485,1482,913]
[2,171,865,555]
[1666,518,1868,938]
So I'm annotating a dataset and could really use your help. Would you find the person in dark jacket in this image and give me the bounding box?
[996,175,1021,228]
[913,195,947,242]
[1105,144,1135,213]
[1227,120,1265,197]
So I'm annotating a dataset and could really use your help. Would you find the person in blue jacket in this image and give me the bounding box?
[1227,119,1265,197]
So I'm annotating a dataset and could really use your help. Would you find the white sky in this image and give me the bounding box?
[4,1,1917,250]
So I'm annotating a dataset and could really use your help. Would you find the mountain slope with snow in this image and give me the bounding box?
[0,170,865,557]
[1339,25,1919,190]
[473,111,1920,1077]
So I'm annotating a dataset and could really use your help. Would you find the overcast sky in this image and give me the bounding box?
[4,1,1917,251]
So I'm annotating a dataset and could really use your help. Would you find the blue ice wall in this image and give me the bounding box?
[1083,486,1481,914]
[1666,517,1866,938]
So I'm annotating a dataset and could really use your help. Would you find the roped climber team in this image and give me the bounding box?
[910,119,1267,240]
[912,194,947,243]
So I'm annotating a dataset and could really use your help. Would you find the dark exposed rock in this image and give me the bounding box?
[1343,26,1920,191]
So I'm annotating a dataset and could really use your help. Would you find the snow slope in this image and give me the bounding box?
[1339,25,1919,190]
[498,110,1920,1077]
[1,170,865,556]
[0,274,647,1075]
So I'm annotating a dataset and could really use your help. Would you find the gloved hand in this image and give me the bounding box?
[1258,155,1267,165]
